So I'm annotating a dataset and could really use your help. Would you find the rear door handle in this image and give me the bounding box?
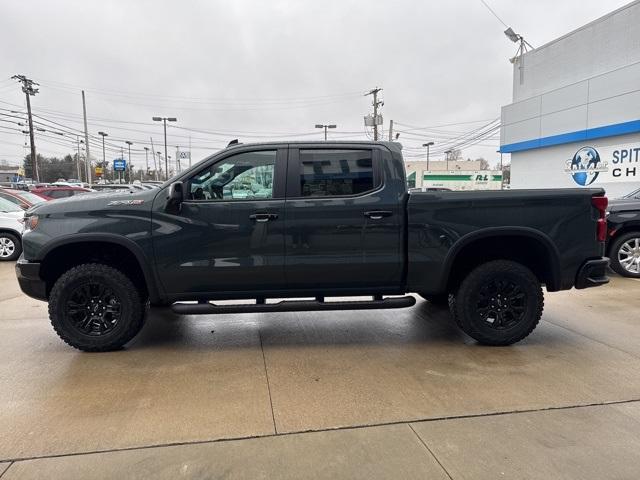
[364,210,393,220]
[249,213,278,223]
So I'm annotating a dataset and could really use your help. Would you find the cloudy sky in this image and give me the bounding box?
[0,0,631,172]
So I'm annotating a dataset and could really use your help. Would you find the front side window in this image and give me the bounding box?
[299,149,374,197]
[188,150,276,201]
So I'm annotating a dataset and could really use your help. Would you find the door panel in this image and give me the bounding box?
[152,147,287,296]
[284,147,402,290]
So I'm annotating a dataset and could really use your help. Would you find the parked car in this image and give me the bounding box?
[0,197,24,261]
[90,184,137,193]
[0,182,30,191]
[31,186,93,199]
[16,141,609,351]
[607,187,640,278]
[0,188,49,209]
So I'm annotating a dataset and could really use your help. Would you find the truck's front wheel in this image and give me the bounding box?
[451,260,544,346]
[49,263,146,352]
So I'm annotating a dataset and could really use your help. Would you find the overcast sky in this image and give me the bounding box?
[0,0,632,172]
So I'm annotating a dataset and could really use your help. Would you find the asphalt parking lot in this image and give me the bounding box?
[1,261,639,479]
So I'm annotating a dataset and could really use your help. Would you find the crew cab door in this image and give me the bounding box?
[152,146,288,297]
[284,145,403,290]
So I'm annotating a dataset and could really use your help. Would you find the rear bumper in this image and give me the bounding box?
[575,257,609,290]
[15,255,47,301]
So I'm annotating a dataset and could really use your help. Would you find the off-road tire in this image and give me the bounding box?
[451,260,544,346]
[49,263,145,352]
[609,232,640,278]
[0,232,22,261]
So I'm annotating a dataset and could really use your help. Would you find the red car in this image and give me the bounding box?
[0,188,50,209]
[31,186,93,199]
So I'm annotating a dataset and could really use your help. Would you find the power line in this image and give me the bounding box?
[480,0,509,28]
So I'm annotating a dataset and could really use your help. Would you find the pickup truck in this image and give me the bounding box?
[16,141,610,351]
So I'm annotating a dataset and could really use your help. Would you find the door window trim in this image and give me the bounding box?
[285,147,382,199]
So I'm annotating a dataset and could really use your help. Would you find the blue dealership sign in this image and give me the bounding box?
[113,159,127,171]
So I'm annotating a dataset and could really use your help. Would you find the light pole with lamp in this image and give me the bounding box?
[422,142,434,170]
[125,140,133,183]
[315,124,336,141]
[444,149,452,171]
[152,117,177,180]
[144,147,150,180]
[98,131,108,182]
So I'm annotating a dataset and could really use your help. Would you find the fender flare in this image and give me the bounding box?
[440,226,562,291]
[38,233,164,304]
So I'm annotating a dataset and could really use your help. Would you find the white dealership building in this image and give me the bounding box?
[500,1,640,198]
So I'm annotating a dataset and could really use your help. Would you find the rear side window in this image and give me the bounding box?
[299,149,374,197]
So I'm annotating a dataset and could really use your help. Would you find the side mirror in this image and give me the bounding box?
[166,181,183,213]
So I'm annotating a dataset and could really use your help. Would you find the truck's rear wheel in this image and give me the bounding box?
[451,260,544,346]
[49,263,146,352]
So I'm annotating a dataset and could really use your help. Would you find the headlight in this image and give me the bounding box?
[23,214,39,231]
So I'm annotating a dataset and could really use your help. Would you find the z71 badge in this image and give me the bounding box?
[107,199,145,206]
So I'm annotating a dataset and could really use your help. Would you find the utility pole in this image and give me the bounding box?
[365,87,383,141]
[120,146,125,183]
[125,141,133,183]
[12,75,39,182]
[176,146,180,173]
[388,120,394,142]
[98,131,108,182]
[81,91,92,185]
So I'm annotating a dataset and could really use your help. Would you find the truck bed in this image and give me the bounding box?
[406,188,605,294]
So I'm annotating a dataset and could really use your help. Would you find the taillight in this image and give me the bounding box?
[591,195,608,242]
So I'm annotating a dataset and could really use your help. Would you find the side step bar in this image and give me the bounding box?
[171,296,416,315]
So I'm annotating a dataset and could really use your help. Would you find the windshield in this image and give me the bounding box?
[18,191,47,204]
[0,197,23,213]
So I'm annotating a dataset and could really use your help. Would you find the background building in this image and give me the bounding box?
[500,1,640,198]
[405,160,501,190]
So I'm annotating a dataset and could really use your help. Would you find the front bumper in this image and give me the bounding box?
[575,257,609,290]
[15,255,47,301]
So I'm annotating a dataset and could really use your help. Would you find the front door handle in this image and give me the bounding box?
[364,210,392,220]
[249,213,278,223]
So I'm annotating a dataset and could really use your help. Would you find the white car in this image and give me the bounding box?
[0,197,24,261]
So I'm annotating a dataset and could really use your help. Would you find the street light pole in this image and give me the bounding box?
[98,131,108,182]
[444,149,452,171]
[422,142,434,170]
[144,147,149,178]
[315,124,337,141]
[153,116,177,180]
[125,141,133,183]
[76,136,84,182]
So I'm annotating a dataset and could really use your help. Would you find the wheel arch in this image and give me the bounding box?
[606,224,640,255]
[441,227,562,293]
[38,233,163,304]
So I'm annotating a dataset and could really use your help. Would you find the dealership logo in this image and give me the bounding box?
[564,146,608,186]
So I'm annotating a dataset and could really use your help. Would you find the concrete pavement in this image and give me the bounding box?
[1,261,639,478]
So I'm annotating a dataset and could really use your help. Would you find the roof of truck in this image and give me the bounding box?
[225,140,402,152]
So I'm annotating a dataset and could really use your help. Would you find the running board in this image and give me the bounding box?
[171,296,416,315]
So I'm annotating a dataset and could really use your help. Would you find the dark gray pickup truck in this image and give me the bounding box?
[16,141,609,351]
